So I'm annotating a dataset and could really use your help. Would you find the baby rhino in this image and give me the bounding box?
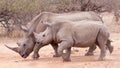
[33,20,110,62]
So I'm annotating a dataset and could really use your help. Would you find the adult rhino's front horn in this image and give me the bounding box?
[5,45,19,53]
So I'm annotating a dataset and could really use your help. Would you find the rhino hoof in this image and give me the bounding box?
[110,46,113,54]
[62,53,71,62]
[53,54,60,57]
[32,54,39,59]
[98,57,104,61]
[85,53,94,56]
[63,59,71,62]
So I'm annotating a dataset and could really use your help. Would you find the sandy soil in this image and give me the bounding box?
[0,33,120,68]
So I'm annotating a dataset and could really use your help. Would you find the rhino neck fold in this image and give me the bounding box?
[51,26,60,43]
[28,13,47,34]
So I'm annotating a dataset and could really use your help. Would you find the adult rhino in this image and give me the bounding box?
[33,20,110,61]
[5,11,111,59]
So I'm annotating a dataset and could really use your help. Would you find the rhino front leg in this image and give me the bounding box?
[58,41,72,62]
[32,43,44,59]
[85,44,96,56]
[51,43,60,57]
[62,47,71,62]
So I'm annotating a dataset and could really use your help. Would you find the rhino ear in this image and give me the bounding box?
[33,32,38,39]
[43,21,52,27]
[16,42,20,46]
[20,25,29,32]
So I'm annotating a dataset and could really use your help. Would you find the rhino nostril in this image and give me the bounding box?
[21,54,24,57]
[36,42,40,44]
[40,43,43,45]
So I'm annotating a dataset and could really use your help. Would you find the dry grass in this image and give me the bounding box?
[0,0,120,38]
[0,30,24,38]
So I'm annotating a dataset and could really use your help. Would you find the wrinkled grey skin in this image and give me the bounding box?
[5,11,108,59]
[34,20,111,61]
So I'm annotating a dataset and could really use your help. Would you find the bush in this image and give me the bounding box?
[0,0,120,37]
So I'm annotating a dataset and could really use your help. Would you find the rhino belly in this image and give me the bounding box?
[73,40,95,47]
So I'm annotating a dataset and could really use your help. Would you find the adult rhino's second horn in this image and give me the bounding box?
[5,45,19,53]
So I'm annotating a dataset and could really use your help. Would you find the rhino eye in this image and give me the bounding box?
[36,42,40,44]
[23,44,26,47]
[43,34,45,37]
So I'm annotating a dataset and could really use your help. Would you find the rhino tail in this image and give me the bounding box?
[97,14,104,23]
[106,39,113,54]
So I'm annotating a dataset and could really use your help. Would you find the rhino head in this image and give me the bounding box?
[5,25,35,58]
[33,27,53,46]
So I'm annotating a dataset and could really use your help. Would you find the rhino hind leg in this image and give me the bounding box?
[96,31,107,61]
[85,44,96,56]
[51,43,60,57]
[98,43,106,61]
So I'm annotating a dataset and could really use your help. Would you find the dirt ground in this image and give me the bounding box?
[0,12,120,68]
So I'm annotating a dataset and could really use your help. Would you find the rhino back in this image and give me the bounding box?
[54,11,101,22]
[35,22,47,33]
[71,21,102,47]
[28,11,102,34]
[32,11,102,33]
[51,20,101,46]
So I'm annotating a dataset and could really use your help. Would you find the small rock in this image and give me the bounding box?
[73,49,79,52]
[14,60,19,62]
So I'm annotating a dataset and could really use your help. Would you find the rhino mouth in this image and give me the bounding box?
[21,53,29,58]
[36,42,43,45]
